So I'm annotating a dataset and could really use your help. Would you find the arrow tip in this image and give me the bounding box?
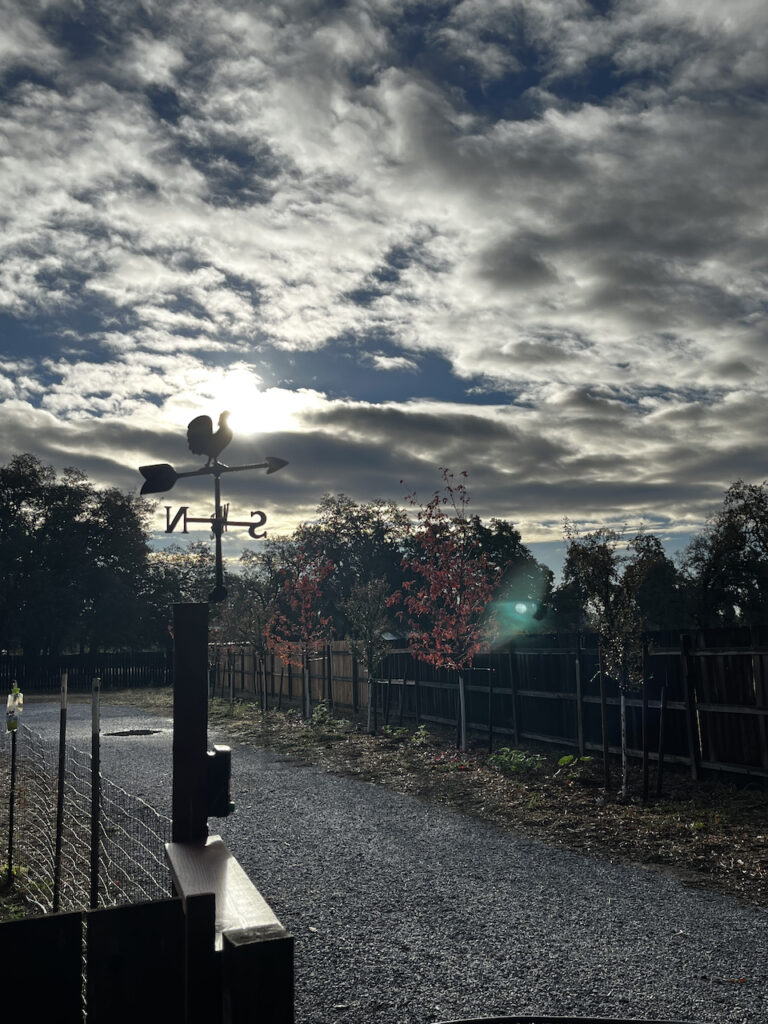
[265,457,288,474]
[139,463,179,495]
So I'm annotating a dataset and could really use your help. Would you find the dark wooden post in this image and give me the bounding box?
[487,667,494,753]
[598,642,610,790]
[680,632,699,781]
[750,627,768,771]
[172,603,210,844]
[352,654,359,714]
[574,642,584,756]
[656,680,667,797]
[508,649,519,747]
[327,642,334,710]
[414,657,421,725]
[642,638,650,802]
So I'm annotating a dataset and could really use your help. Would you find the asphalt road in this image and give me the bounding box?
[10,699,768,1024]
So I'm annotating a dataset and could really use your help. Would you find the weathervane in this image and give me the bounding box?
[139,411,287,603]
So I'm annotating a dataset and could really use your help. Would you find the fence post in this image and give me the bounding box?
[656,680,667,797]
[90,675,101,909]
[172,603,210,844]
[680,632,699,781]
[750,626,768,771]
[487,667,494,753]
[327,644,334,712]
[414,658,421,725]
[574,642,584,757]
[352,655,359,714]
[53,672,68,912]
[7,729,17,886]
[598,642,610,790]
[642,639,650,802]
[507,650,519,747]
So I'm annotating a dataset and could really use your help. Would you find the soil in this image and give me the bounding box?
[100,689,768,910]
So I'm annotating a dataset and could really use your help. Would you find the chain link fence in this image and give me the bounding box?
[1,723,172,915]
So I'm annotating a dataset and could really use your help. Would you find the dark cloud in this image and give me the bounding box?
[2,0,768,560]
[478,236,558,290]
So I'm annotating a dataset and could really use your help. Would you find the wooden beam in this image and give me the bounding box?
[166,836,291,953]
[166,836,294,1024]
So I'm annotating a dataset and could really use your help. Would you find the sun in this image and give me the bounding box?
[161,362,326,439]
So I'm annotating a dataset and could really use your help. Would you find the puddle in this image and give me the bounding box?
[104,729,162,737]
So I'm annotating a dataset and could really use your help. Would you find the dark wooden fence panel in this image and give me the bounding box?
[0,910,83,1020]
[208,630,768,781]
[87,898,186,1024]
[0,651,171,692]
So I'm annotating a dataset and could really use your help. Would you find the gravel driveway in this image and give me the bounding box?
[16,700,768,1024]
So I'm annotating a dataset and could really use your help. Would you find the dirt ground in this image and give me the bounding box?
[99,688,768,909]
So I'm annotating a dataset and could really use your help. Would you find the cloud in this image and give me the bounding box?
[1,0,768,561]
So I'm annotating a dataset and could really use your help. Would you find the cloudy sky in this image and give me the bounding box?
[2,0,767,573]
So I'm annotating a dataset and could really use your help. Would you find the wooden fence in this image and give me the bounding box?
[209,630,768,783]
[0,650,172,691]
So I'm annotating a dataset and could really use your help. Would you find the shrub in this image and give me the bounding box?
[487,747,545,775]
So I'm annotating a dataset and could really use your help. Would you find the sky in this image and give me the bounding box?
[2,0,767,577]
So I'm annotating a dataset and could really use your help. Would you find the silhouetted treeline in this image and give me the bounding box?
[2,454,765,654]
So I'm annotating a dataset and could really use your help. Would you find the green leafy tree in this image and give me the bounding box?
[623,533,687,631]
[0,454,154,653]
[559,523,644,796]
[293,494,408,633]
[681,480,768,627]
[467,515,554,636]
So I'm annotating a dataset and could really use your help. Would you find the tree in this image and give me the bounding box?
[467,515,554,636]
[391,470,502,751]
[293,494,408,634]
[681,480,768,628]
[559,523,644,796]
[0,454,154,653]
[623,533,687,631]
[265,545,333,718]
[344,577,393,733]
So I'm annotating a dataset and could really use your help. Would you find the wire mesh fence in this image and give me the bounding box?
[1,723,172,915]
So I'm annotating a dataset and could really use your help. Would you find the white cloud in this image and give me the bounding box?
[1,0,768,551]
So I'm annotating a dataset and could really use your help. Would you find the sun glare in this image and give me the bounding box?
[169,366,324,437]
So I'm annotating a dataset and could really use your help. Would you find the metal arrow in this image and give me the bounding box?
[139,457,288,495]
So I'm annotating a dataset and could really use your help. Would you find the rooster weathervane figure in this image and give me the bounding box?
[139,412,287,602]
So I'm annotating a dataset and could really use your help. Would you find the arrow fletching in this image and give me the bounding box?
[139,463,179,495]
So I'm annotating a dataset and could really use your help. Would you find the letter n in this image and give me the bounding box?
[165,506,189,533]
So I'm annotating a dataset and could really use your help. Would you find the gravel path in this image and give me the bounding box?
[16,701,768,1024]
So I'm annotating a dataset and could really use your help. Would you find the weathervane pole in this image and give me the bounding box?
[138,413,288,603]
[211,468,227,603]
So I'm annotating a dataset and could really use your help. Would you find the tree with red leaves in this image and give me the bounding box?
[391,469,503,751]
[265,545,333,718]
